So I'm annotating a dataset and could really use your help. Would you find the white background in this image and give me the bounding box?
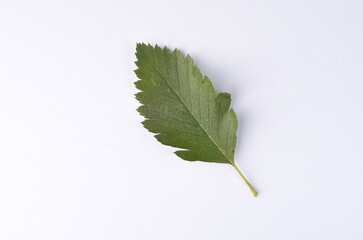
[1,0,363,239]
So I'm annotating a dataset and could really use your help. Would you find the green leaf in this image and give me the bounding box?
[134,43,257,197]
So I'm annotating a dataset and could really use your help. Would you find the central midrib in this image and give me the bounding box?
[152,63,233,165]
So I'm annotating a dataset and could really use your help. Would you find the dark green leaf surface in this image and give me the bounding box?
[134,43,257,196]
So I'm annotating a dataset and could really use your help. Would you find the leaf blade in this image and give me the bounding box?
[135,43,236,164]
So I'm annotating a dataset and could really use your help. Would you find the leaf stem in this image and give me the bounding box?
[231,163,257,197]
